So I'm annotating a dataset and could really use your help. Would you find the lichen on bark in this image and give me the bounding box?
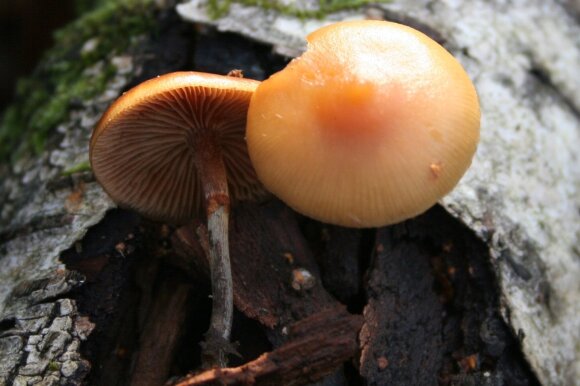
[0,0,578,385]
[0,1,165,384]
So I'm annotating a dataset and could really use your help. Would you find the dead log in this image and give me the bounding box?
[1,1,578,385]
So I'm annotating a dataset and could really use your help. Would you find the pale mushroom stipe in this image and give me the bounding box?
[246,20,481,228]
[90,71,265,367]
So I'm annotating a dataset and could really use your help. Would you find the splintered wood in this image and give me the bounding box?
[171,306,362,386]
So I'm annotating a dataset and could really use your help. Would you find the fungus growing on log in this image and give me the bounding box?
[246,20,480,227]
[90,71,264,366]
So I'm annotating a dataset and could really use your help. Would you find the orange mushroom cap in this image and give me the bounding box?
[90,71,265,224]
[246,20,480,228]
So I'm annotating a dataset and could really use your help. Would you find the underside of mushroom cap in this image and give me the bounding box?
[91,71,266,224]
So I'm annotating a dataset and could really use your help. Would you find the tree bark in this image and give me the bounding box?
[1,1,578,385]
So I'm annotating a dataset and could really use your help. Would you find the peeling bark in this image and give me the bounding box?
[0,1,578,385]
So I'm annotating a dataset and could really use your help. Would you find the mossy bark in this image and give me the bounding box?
[0,1,578,385]
[0,1,164,384]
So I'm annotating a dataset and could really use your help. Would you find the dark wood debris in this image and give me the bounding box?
[170,305,362,386]
[61,201,540,386]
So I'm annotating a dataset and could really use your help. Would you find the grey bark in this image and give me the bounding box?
[0,25,133,386]
[0,0,578,385]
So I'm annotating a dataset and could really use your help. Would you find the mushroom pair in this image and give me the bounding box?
[90,20,480,368]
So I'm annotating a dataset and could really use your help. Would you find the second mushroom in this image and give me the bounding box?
[90,71,265,367]
[247,20,480,228]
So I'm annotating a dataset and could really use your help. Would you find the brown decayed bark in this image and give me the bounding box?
[129,266,192,386]
[170,305,362,386]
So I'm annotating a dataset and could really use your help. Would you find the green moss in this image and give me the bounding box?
[74,0,118,15]
[207,0,389,20]
[48,361,61,372]
[62,160,92,175]
[0,0,157,164]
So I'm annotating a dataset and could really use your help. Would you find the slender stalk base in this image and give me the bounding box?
[202,200,233,367]
[194,135,233,368]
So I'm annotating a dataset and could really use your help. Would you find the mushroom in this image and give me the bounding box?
[90,71,264,366]
[246,20,480,227]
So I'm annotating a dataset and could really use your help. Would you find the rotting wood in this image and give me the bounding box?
[61,210,144,386]
[129,265,192,386]
[169,305,362,386]
[172,200,356,384]
[1,1,577,385]
[360,207,538,386]
[174,200,336,332]
[312,225,363,305]
[360,231,444,385]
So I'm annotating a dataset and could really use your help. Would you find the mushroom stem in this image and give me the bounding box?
[195,135,233,368]
[205,199,232,366]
